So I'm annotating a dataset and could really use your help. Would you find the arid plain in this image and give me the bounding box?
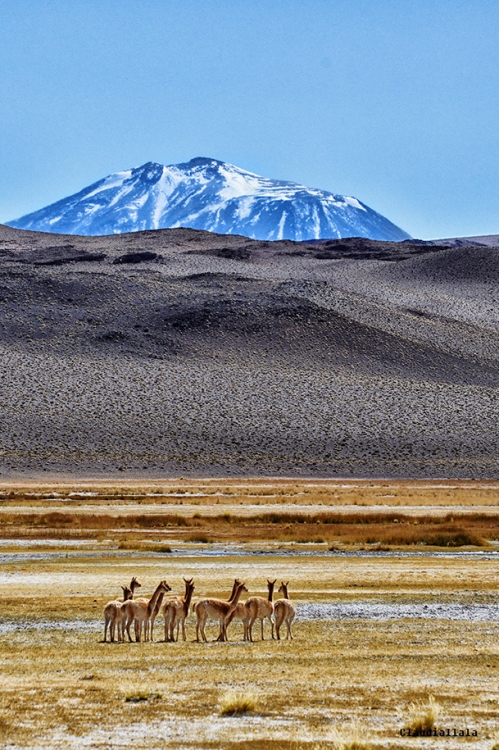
[1,479,499,749]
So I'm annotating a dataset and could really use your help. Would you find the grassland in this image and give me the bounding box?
[2,477,499,547]
[1,479,499,748]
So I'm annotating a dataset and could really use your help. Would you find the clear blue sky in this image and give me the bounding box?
[1,0,499,239]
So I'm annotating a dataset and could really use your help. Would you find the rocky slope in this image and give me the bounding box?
[0,223,497,478]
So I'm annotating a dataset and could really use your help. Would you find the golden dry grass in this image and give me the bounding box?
[122,682,163,702]
[219,691,258,716]
[1,609,495,748]
[328,722,372,750]
[2,479,499,547]
[0,480,499,747]
[407,694,441,734]
[3,477,499,507]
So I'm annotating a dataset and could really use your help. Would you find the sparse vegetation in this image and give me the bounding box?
[328,722,371,750]
[187,533,213,543]
[122,684,162,702]
[219,690,258,716]
[407,695,441,734]
[118,541,172,553]
[0,497,495,547]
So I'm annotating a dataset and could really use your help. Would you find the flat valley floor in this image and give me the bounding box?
[1,478,499,749]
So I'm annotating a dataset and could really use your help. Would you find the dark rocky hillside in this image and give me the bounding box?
[1,224,498,478]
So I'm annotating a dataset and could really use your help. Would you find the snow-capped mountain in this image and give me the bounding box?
[8,157,410,241]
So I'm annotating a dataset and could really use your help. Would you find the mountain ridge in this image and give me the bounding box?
[7,157,410,242]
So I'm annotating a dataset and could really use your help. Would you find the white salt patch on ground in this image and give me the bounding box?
[0,619,100,635]
[0,551,133,567]
[3,600,499,637]
[297,601,499,623]
[48,714,301,748]
[17,712,499,749]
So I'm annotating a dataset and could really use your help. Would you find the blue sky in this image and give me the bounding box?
[1,0,499,239]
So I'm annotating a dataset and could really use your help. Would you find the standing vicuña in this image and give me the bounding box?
[195,581,248,642]
[103,576,142,643]
[274,581,296,640]
[148,579,174,641]
[163,578,195,642]
[216,579,247,642]
[123,580,171,642]
[222,599,250,641]
[245,579,276,641]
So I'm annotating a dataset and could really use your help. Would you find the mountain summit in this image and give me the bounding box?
[8,157,410,241]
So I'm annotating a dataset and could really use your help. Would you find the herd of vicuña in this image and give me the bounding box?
[103,577,296,643]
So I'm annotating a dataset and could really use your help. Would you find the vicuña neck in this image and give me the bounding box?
[184,585,194,614]
[147,582,165,616]
[268,582,275,602]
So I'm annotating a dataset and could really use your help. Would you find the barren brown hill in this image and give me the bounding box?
[0,224,498,478]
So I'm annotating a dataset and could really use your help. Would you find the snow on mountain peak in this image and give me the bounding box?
[7,158,410,241]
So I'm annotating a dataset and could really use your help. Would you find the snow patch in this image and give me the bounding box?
[235,196,256,220]
[343,196,366,211]
[277,210,287,240]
